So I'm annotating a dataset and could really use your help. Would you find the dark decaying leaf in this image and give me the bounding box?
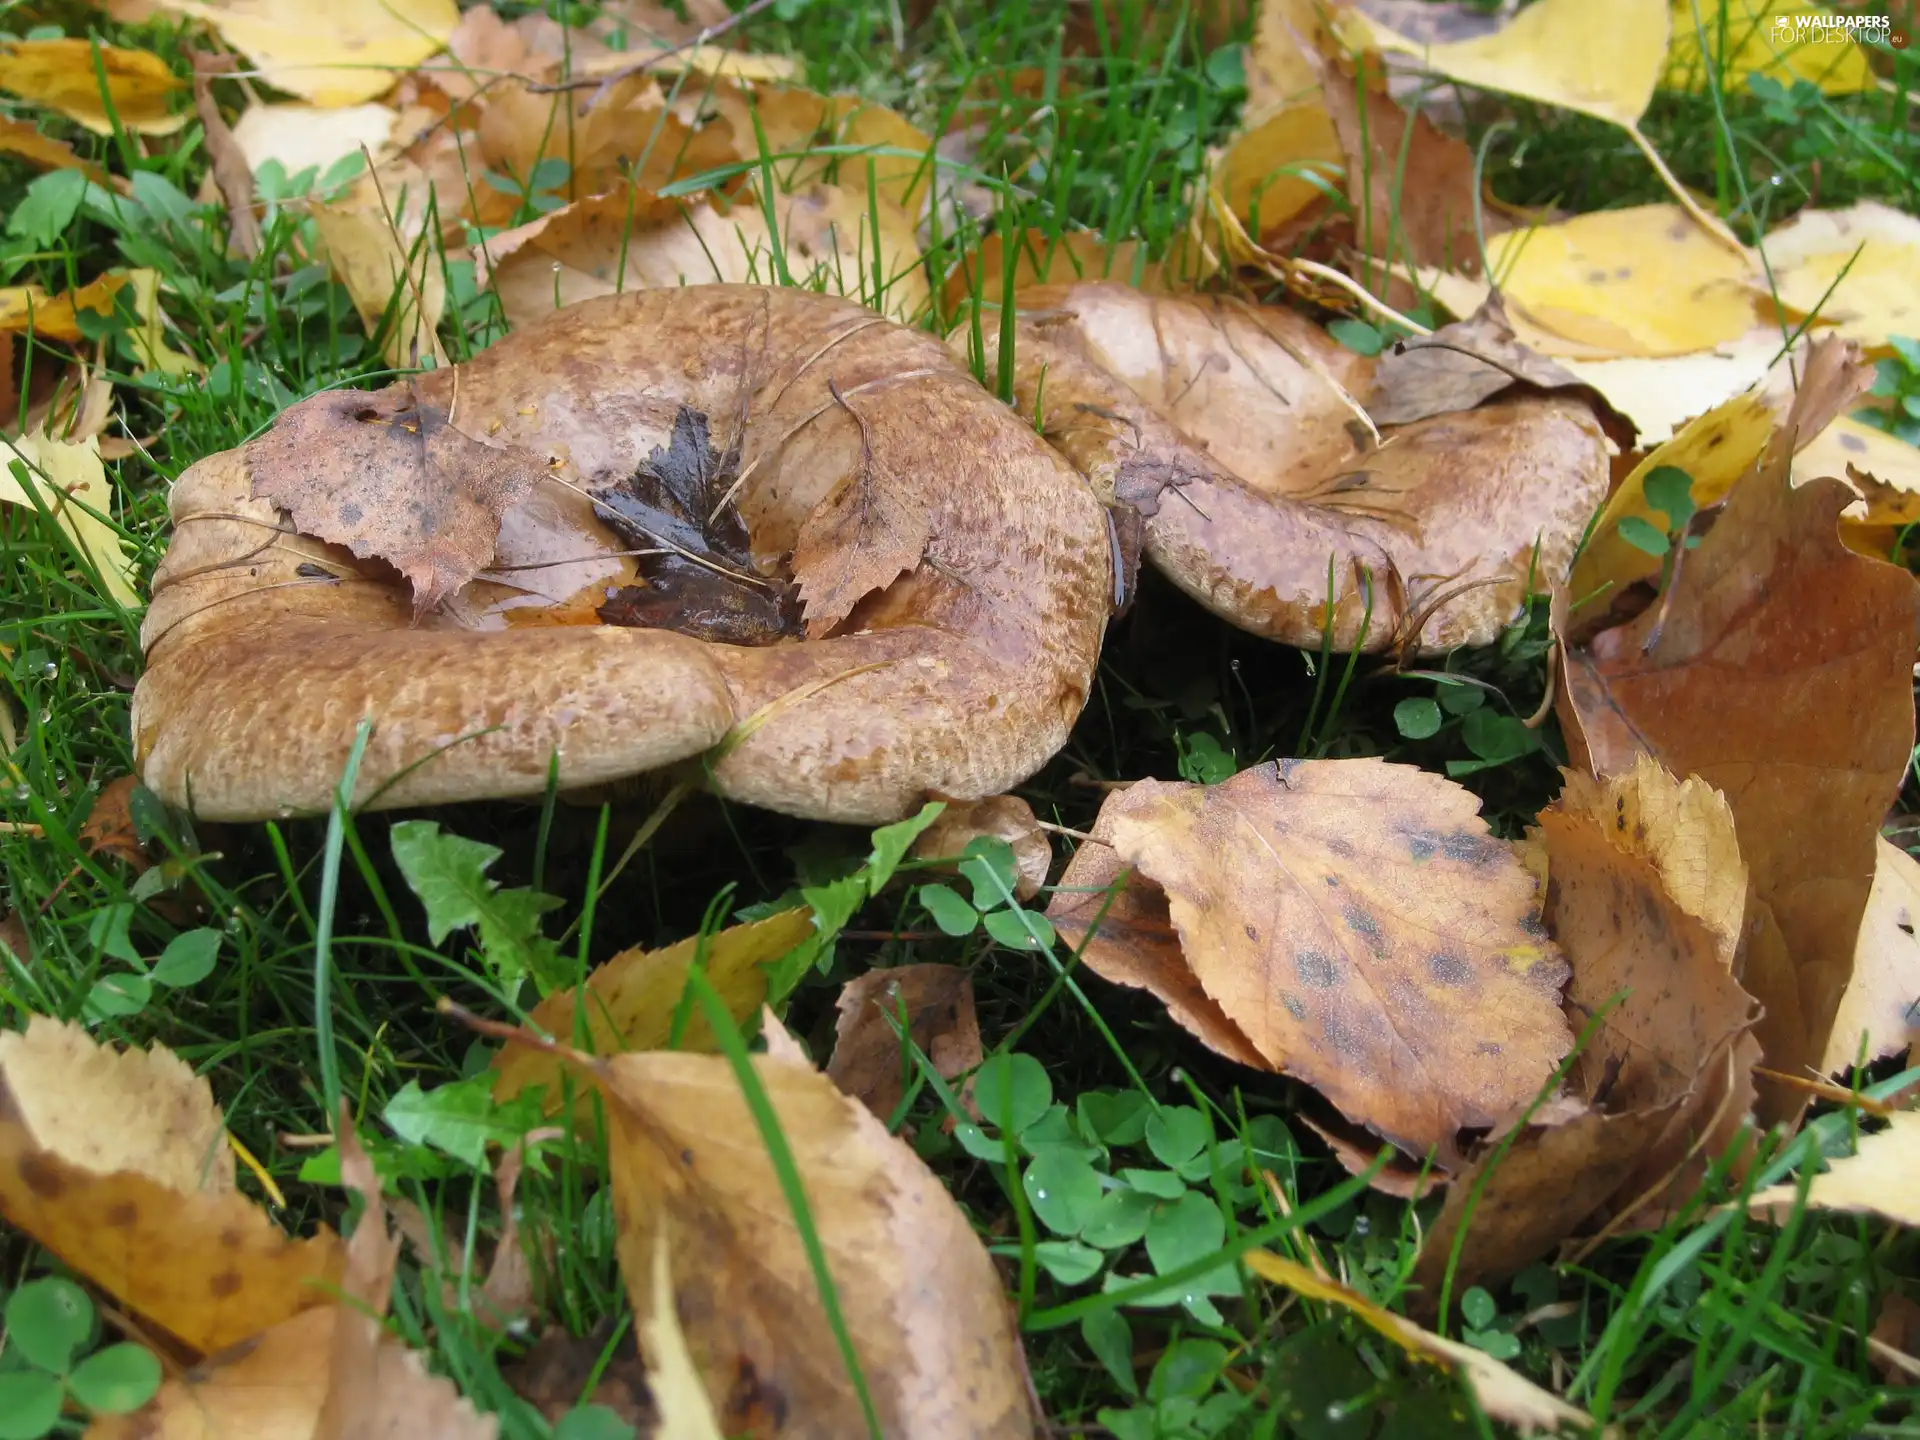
[593,404,802,647]
[247,383,551,619]
[826,963,984,1122]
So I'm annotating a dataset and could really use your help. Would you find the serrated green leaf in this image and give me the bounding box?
[384,1076,502,1169]
[865,800,945,895]
[390,820,562,992]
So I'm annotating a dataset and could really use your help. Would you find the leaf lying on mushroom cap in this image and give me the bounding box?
[593,405,802,647]
[246,382,552,620]
[1367,296,1636,449]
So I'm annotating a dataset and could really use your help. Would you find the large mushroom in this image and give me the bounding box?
[134,286,1112,823]
[1000,283,1615,653]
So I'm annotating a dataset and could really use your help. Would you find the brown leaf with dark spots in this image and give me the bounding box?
[248,383,551,619]
[1045,760,1572,1161]
[1559,340,1920,1123]
[789,379,935,636]
[1299,1114,1442,1199]
[827,964,983,1122]
[1048,827,1268,1073]
[1413,759,1760,1294]
[1368,296,1636,450]
[912,795,1052,901]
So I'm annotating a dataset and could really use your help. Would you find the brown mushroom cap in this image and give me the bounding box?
[1002,283,1612,653]
[134,286,1112,823]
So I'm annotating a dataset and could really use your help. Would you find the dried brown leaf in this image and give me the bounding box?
[827,963,983,1122]
[79,775,151,873]
[1561,341,1920,1122]
[590,1048,1034,1437]
[1367,296,1635,449]
[246,382,550,618]
[1045,760,1571,1160]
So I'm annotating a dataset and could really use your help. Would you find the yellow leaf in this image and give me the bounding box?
[0,274,126,342]
[1208,101,1343,243]
[575,41,801,86]
[492,908,815,1113]
[0,38,185,136]
[126,269,203,378]
[310,200,448,370]
[1823,839,1920,1072]
[1747,1111,1920,1226]
[636,1230,727,1440]
[0,426,144,609]
[0,1018,342,1356]
[228,101,397,183]
[1797,415,1920,527]
[1663,0,1879,96]
[0,115,115,185]
[1243,1249,1599,1435]
[1337,0,1747,251]
[1758,202,1920,350]
[1245,0,1327,114]
[1569,387,1775,604]
[1487,206,1761,357]
[1340,0,1668,128]
[158,0,460,107]
[1555,327,1783,445]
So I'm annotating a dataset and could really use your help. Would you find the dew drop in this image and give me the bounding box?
[37,709,51,725]
[11,784,30,803]
[1033,1187,1050,1202]
[1352,1215,1372,1237]
[39,661,57,679]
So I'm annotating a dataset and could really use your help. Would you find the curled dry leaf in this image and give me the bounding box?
[1045,760,1571,1161]
[1243,1249,1597,1436]
[1561,338,1920,1121]
[1756,202,1920,351]
[493,908,815,1115]
[1414,758,1760,1291]
[0,38,186,136]
[246,383,548,619]
[1003,282,1611,652]
[0,1017,343,1357]
[158,0,461,107]
[79,775,151,872]
[1823,839,1920,1074]
[1368,295,1635,448]
[1567,335,1857,613]
[1745,1111,1920,1229]
[827,963,984,1122]
[135,286,1110,825]
[584,1046,1033,1437]
[912,795,1051,901]
[476,181,930,329]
